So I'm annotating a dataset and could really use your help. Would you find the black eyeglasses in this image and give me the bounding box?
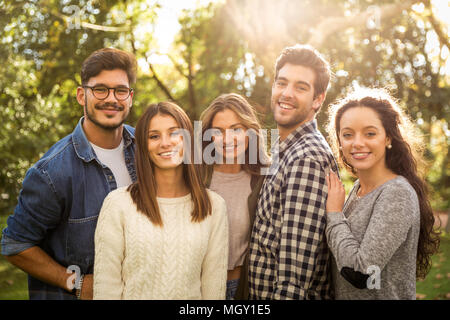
[83,85,133,101]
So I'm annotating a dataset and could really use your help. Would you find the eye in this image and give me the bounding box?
[211,129,222,136]
[170,130,182,137]
[366,132,376,137]
[275,80,286,87]
[115,88,130,95]
[342,133,352,139]
[233,127,244,133]
[149,134,159,140]
[93,86,108,94]
[296,86,307,92]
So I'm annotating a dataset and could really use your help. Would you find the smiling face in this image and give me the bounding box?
[147,113,184,171]
[271,63,324,139]
[339,106,391,174]
[210,108,249,163]
[77,68,133,130]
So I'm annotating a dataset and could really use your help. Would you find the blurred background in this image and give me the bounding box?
[0,0,449,299]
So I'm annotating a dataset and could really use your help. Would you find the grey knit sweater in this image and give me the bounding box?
[326,176,420,300]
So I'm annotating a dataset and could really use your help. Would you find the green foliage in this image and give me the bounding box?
[0,0,448,217]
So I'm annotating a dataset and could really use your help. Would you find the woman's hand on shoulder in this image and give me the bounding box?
[326,170,346,213]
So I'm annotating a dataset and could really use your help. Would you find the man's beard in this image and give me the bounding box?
[271,99,310,130]
[85,97,128,131]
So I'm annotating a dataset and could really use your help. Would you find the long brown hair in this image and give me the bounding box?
[200,93,270,177]
[127,102,211,226]
[327,87,440,279]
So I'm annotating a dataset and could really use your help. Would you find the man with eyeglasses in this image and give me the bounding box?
[1,48,137,299]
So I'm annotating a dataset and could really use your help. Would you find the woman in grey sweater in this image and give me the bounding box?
[325,87,440,299]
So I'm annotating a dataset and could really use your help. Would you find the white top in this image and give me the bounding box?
[90,139,132,188]
[93,187,228,300]
[209,170,252,270]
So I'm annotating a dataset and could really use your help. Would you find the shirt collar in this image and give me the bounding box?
[72,116,135,162]
[278,119,318,153]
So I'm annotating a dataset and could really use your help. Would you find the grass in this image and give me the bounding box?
[0,214,449,300]
[416,231,450,300]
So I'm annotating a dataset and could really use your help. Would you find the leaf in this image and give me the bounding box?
[416,293,427,299]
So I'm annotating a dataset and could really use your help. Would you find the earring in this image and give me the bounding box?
[339,146,342,150]
[387,144,392,149]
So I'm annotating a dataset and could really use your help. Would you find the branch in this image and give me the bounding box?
[307,0,421,47]
[42,3,130,32]
[144,53,178,103]
[423,0,450,49]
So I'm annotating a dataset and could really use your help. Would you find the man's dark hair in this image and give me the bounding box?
[274,44,331,99]
[81,48,137,86]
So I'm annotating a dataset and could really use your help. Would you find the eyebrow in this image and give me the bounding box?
[341,126,380,131]
[148,126,180,133]
[212,123,243,129]
[90,83,129,88]
[276,77,312,88]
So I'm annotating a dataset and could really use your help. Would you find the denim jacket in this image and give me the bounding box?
[1,117,136,299]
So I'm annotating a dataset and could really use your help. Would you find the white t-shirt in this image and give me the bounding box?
[90,139,133,188]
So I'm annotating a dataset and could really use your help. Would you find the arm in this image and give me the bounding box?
[4,246,73,292]
[274,158,328,300]
[201,194,229,300]
[326,181,414,282]
[93,193,125,299]
[1,167,74,293]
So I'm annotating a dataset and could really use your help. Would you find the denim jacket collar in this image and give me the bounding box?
[72,116,135,163]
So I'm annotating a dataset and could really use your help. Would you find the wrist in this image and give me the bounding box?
[75,274,85,300]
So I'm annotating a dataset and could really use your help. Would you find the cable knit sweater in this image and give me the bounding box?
[93,187,228,300]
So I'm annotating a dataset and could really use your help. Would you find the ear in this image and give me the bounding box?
[129,90,134,107]
[312,92,326,112]
[386,136,392,147]
[76,87,86,106]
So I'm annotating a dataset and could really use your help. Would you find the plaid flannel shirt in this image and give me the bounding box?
[248,120,338,300]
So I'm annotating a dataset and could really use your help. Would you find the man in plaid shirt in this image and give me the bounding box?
[248,44,338,299]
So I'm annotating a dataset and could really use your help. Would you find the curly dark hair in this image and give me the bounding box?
[326,87,440,279]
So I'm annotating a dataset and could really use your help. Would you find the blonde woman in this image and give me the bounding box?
[93,102,228,299]
[200,93,269,299]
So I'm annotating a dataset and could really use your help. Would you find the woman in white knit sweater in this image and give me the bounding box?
[93,102,228,300]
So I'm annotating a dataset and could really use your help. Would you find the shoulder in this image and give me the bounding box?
[374,176,420,219]
[287,132,336,169]
[33,134,75,171]
[206,189,226,208]
[379,176,418,203]
[104,186,133,205]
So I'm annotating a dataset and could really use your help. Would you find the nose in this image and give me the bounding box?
[281,84,295,99]
[224,130,236,146]
[104,88,119,103]
[352,133,364,148]
[160,133,172,148]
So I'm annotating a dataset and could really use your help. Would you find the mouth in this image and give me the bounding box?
[351,152,371,160]
[223,145,236,152]
[278,102,296,110]
[95,104,123,112]
[158,149,181,159]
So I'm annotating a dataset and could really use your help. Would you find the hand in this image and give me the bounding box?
[79,274,93,300]
[326,171,345,213]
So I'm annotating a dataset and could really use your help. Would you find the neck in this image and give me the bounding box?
[154,166,189,198]
[357,165,397,196]
[278,117,314,142]
[214,163,242,174]
[83,118,123,149]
